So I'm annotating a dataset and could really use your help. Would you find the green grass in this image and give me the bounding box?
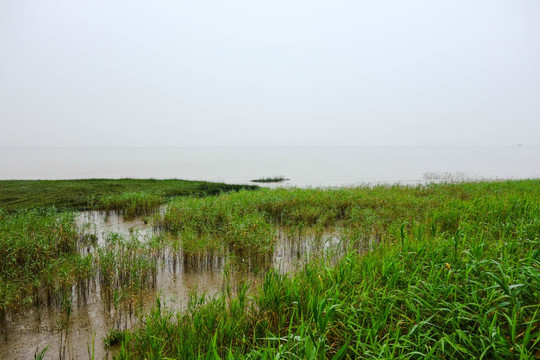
[2,179,539,358]
[104,329,128,347]
[100,191,164,219]
[0,179,257,212]
[0,178,257,339]
[0,211,161,336]
[0,209,90,319]
[115,179,540,359]
[158,179,540,260]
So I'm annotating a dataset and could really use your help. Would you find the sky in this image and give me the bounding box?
[1,0,539,147]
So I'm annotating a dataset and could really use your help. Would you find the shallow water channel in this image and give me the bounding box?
[0,211,343,360]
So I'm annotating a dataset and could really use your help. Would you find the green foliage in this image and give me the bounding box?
[162,196,275,262]
[33,345,49,360]
[100,191,164,219]
[98,233,158,313]
[116,180,540,359]
[2,180,540,358]
[0,210,159,331]
[0,209,90,314]
[0,179,257,212]
[104,329,128,347]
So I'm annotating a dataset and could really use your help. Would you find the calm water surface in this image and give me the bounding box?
[1,146,539,185]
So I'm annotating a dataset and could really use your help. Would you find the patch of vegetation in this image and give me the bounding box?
[100,191,164,220]
[2,179,539,358]
[0,209,90,319]
[116,180,540,359]
[161,197,275,264]
[0,179,257,213]
[0,210,160,337]
[104,328,128,347]
[251,176,288,183]
[97,233,158,314]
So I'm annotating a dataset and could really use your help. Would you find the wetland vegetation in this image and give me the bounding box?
[251,177,288,183]
[0,179,539,359]
[0,179,256,212]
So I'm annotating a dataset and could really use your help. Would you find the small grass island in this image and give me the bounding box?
[251,176,289,183]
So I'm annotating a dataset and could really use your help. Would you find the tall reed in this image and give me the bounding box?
[0,209,91,324]
[99,192,164,220]
[116,180,540,359]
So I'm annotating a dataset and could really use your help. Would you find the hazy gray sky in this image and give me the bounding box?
[1,0,539,147]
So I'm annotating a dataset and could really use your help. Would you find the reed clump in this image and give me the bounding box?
[115,180,540,359]
[99,192,164,220]
[0,208,161,339]
[161,197,276,265]
[97,233,158,315]
[0,209,93,336]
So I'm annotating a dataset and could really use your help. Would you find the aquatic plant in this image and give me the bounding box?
[99,191,164,220]
[161,196,276,266]
[0,209,90,319]
[3,179,540,358]
[97,232,158,316]
[0,207,161,343]
[115,180,540,359]
[0,179,258,212]
[104,328,128,347]
[33,345,48,360]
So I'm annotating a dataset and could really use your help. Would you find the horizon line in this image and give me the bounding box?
[0,144,536,149]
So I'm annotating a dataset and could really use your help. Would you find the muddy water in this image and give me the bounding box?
[0,211,343,360]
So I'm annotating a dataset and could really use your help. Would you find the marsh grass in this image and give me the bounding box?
[160,197,276,267]
[116,180,540,359]
[0,179,257,212]
[99,191,164,220]
[0,208,162,340]
[0,209,88,319]
[97,233,158,315]
[104,329,128,347]
[33,345,49,360]
[2,180,539,358]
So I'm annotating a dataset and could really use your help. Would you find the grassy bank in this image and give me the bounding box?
[117,180,540,359]
[0,179,257,212]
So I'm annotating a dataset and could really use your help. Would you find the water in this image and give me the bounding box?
[0,211,343,360]
[1,146,539,186]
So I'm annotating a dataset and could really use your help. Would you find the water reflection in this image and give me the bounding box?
[0,211,344,360]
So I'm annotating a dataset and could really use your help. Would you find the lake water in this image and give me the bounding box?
[0,146,539,186]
